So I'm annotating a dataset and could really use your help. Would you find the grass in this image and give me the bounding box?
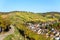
[4,26,25,40]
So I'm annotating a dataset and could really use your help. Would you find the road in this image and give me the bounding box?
[0,25,15,40]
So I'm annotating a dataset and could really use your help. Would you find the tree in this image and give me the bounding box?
[0,15,11,31]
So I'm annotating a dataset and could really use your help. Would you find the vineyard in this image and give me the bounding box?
[0,11,60,40]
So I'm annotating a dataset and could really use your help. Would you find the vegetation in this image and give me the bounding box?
[0,14,11,31]
[4,26,26,40]
[0,11,60,40]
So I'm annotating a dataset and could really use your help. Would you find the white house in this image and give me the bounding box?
[54,37,60,40]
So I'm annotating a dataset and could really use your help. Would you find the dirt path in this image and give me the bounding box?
[0,25,15,40]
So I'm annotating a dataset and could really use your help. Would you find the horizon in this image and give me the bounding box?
[0,11,60,13]
[0,0,60,13]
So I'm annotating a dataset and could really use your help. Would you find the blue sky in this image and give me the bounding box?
[0,0,60,13]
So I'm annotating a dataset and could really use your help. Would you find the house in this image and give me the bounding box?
[37,29,42,34]
[26,21,60,39]
[55,32,60,37]
[51,28,55,32]
[54,36,60,40]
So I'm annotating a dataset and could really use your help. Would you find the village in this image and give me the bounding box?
[26,20,60,40]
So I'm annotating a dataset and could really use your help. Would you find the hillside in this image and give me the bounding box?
[0,11,60,40]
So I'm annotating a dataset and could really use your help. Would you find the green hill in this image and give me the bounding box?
[0,11,60,40]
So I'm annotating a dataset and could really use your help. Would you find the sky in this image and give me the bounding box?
[0,0,60,13]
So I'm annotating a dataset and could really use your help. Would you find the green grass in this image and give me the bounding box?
[4,26,25,40]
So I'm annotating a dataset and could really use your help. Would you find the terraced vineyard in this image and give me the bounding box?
[0,11,60,40]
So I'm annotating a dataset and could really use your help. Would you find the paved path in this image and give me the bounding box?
[0,25,15,40]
